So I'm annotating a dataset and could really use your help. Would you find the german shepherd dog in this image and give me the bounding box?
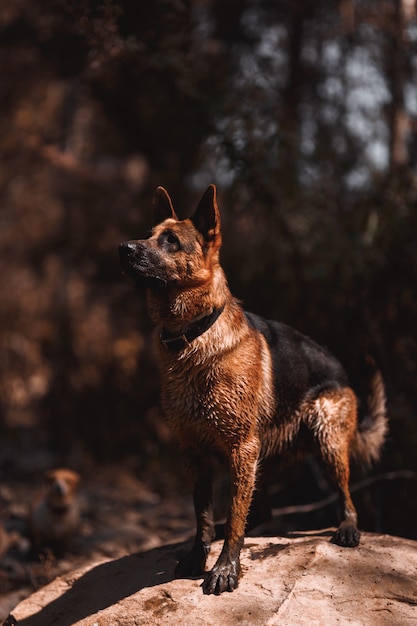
[119,185,387,595]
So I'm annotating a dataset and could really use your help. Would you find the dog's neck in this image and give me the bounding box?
[146,265,230,331]
[159,304,225,351]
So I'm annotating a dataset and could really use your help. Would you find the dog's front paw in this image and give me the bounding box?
[175,542,210,578]
[202,556,241,595]
[332,523,360,547]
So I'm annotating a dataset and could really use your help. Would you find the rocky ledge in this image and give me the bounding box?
[5,531,417,626]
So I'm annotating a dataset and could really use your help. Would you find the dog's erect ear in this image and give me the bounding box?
[152,187,178,225]
[191,184,221,244]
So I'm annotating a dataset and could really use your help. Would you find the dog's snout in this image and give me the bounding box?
[119,241,137,257]
[51,480,67,497]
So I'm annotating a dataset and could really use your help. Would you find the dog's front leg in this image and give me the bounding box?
[175,460,215,577]
[203,439,259,595]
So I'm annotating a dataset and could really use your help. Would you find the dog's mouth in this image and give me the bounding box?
[119,241,168,289]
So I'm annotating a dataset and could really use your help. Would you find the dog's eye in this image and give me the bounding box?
[167,232,179,245]
[160,230,180,250]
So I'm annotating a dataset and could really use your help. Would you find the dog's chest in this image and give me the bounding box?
[159,355,254,445]
[162,361,224,420]
[32,501,79,539]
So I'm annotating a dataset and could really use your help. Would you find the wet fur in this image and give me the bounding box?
[119,185,387,595]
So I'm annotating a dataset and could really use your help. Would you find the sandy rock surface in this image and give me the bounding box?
[6,531,417,626]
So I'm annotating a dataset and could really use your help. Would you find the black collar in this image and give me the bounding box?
[160,305,225,352]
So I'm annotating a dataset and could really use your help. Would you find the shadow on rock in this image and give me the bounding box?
[9,541,192,626]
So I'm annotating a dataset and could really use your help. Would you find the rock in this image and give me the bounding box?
[6,531,417,625]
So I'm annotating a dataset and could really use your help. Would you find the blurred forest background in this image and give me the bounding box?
[0,0,417,541]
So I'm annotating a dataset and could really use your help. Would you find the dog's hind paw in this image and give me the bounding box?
[331,523,360,548]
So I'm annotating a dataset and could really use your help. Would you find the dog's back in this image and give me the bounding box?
[245,312,349,402]
[245,311,386,464]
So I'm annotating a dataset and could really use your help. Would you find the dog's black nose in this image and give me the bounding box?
[51,480,67,496]
[119,241,136,258]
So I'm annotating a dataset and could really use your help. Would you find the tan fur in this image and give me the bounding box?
[29,468,80,556]
[119,184,388,595]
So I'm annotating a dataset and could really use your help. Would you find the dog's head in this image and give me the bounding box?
[119,185,222,290]
[43,468,80,508]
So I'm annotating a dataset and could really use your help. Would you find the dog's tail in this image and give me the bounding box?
[352,361,388,467]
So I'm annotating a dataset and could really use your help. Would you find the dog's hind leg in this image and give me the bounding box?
[175,456,215,577]
[309,388,360,547]
[325,444,360,547]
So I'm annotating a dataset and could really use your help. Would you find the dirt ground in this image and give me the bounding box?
[0,461,195,622]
